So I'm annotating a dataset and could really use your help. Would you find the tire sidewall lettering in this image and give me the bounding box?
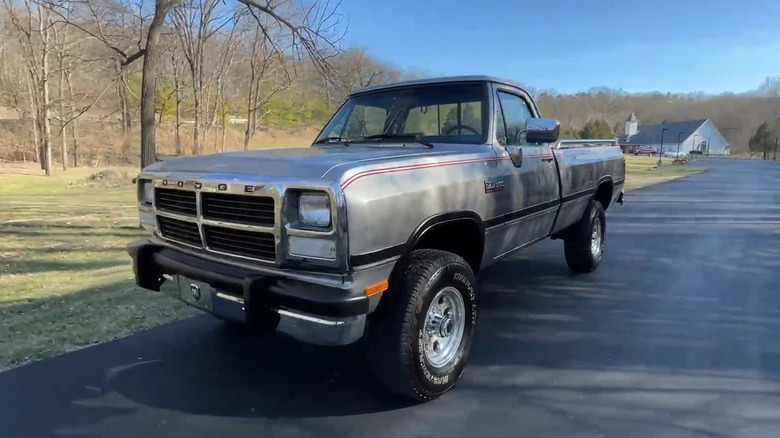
[413,263,476,389]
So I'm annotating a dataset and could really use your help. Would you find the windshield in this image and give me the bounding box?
[315,82,489,145]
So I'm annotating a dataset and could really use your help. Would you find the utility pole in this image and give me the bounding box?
[774,138,778,160]
[677,131,684,156]
[658,128,668,166]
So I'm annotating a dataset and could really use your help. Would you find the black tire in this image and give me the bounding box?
[564,199,606,273]
[365,249,477,402]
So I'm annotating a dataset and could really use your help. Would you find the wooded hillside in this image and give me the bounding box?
[1,0,779,170]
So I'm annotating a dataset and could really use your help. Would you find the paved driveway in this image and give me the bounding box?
[2,158,780,438]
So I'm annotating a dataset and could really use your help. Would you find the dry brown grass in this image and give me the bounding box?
[0,120,320,165]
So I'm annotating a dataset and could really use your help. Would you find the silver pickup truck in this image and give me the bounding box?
[128,75,625,401]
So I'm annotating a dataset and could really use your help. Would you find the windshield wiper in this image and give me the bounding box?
[362,133,434,148]
[313,136,349,145]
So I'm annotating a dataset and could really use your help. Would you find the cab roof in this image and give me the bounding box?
[349,75,528,97]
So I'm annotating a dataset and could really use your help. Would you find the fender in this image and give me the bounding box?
[348,211,485,269]
[367,210,486,321]
[404,210,485,258]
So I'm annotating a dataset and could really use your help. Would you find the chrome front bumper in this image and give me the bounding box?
[128,240,368,346]
[173,274,366,346]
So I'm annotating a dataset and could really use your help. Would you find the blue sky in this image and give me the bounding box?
[340,0,780,94]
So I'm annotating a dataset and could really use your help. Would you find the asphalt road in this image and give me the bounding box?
[3,158,780,438]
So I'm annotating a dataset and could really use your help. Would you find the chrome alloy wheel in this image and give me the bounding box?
[591,217,602,257]
[423,286,466,369]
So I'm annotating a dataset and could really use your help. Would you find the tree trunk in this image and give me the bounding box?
[158,101,165,125]
[66,68,79,166]
[71,120,79,167]
[192,94,200,154]
[243,56,256,151]
[174,66,182,155]
[175,98,182,155]
[243,114,252,150]
[221,93,227,153]
[26,73,41,166]
[59,54,68,170]
[40,9,52,176]
[141,1,178,168]
[117,60,131,159]
[243,104,254,150]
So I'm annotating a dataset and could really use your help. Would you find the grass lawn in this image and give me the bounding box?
[623,155,705,192]
[0,155,705,370]
[0,166,198,370]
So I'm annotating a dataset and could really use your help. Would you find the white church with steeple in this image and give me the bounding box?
[618,112,730,155]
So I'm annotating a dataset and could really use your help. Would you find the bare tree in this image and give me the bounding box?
[172,0,235,154]
[167,39,186,154]
[4,0,55,174]
[4,0,344,167]
[141,0,186,167]
[52,12,69,169]
[242,19,290,149]
[203,13,243,151]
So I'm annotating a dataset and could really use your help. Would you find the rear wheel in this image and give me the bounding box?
[564,199,606,273]
[365,249,477,402]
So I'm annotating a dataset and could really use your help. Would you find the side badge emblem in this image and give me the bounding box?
[484,180,505,193]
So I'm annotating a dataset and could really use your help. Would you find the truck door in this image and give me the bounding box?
[485,87,560,260]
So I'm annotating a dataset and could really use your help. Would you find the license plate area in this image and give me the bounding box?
[176,275,246,323]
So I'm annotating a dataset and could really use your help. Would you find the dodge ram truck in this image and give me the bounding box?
[128,75,625,401]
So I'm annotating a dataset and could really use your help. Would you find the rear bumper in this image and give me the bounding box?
[127,240,367,346]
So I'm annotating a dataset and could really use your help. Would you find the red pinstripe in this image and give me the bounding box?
[340,152,557,189]
[341,156,505,189]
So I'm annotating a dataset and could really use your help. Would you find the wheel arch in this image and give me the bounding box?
[401,210,486,274]
[369,210,485,324]
[594,176,614,211]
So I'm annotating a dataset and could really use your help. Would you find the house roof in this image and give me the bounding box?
[619,119,708,145]
[626,112,637,122]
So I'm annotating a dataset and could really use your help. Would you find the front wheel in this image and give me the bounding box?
[365,249,477,402]
[564,199,606,273]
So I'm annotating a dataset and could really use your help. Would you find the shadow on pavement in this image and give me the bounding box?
[102,323,413,419]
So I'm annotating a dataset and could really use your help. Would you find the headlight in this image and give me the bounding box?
[138,179,154,206]
[298,192,331,227]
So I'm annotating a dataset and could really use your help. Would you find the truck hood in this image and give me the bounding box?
[142,145,462,181]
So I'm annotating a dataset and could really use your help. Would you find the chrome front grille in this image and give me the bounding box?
[155,188,197,216]
[201,192,274,226]
[157,216,202,247]
[203,225,276,261]
[153,185,278,262]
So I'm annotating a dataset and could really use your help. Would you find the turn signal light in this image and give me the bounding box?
[365,280,389,297]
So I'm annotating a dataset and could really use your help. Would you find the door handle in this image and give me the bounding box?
[541,157,554,162]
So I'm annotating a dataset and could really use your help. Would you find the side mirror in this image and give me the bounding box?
[525,118,560,144]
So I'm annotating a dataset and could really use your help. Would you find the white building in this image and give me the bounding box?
[618,113,730,155]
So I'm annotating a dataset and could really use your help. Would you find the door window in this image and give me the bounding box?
[496,91,532,146]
